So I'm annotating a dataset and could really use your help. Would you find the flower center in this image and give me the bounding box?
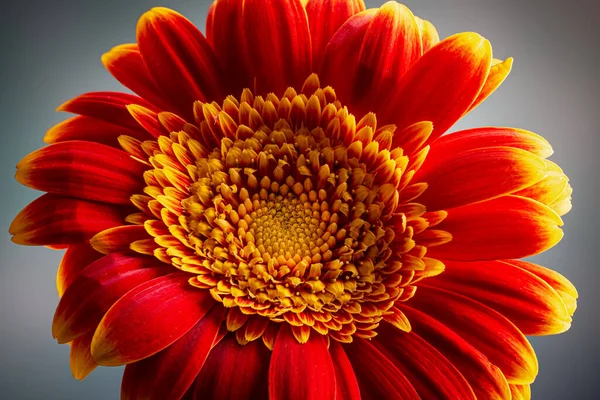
[122,74,448,344]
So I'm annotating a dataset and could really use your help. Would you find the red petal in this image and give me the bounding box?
[121,306,225,400]
[319,11,375,105]
[53,253,170,343]
[429,195,564,261]
[58,92,158,131]
[70,331,97,380]
[10,194,126,246]
[504,259,578,316]
[344,338,419,400]
[415,146,547,210]
[398,305,511,399]
[409,285,538,384]
[306,0,365,70]
[16,141,147,205]
[329,341,362,400]
[91,273,214,366]
[322,3,421,115]
[467,57,514,113]
[373,326,476,400]
[427,260,572,335]
[381,32,492,142]
[426,127,554,161]
[57,244,103,297]
[91,225,150,254]
[102,43,171,111]
[194,334,271,400]
[206,0,253,94]
[242,0,312,95]
[269,325,335,400]
[137,7,224,119]
[44,116,151,148]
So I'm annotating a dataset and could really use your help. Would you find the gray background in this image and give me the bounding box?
[1,0,598,398]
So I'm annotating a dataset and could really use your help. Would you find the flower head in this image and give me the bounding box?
[11,1,576,399]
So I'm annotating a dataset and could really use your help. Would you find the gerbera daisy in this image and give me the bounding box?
[10,0,577,399]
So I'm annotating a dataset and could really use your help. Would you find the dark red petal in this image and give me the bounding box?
[269,325,335,400]
[137,7,224,119]
[415,146,547,210]
[381,32,491,142]
[374,326,476,400]
[53,253,170,343]
[101,43,171,111]
[329,341,361,400]
[427,260,572,335]
[410,285,538,384]
[70,331,97,380]
[91,273,215,366]
[426,127,554,162]
[344,338,419,400]
[58,92,158,131]
[398,305,511,399]
[16,141,147,205]
[242,0,312,95]
[56,244,103,297]
[428,195,564,261]
[121,306,225,400]
[10,194,126,246]
[306,0,365,70]
[194,334,271,400]
[44,116,151,148]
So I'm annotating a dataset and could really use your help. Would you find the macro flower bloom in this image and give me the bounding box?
[10,0,577,398]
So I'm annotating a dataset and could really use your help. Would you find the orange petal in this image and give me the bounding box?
[194,334,271,400]
[415,16,439,52]
[510,384,532,400]
[16,141,147,205]
[53,254,170,344]
[322,3,422,115]
[91,225,150,254]
[56,244,103,297]
[91,273,214,366]
[306,0,365,70]
[44,116,151,148]
[381,32,492,142]
[58,92,158,131]
[374,327,476,399]
[504,259,578,316]
[137,8,224,119]
[514,160,570,209]
[399,305,511,399]
[429,195,563,261]
[428,260,572,335]
[10,194,126,246]
[242,0,312,95]
[101,44,171,112]
[467,57,514,113]
[415,146,547,210]
[121,306,224,400]
[70,331,97,380]
[426,126,554,160]
[410,285,538,384]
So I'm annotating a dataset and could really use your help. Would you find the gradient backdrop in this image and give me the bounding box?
[1,0,598,398]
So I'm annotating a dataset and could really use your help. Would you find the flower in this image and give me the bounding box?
[10,0,577,399]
